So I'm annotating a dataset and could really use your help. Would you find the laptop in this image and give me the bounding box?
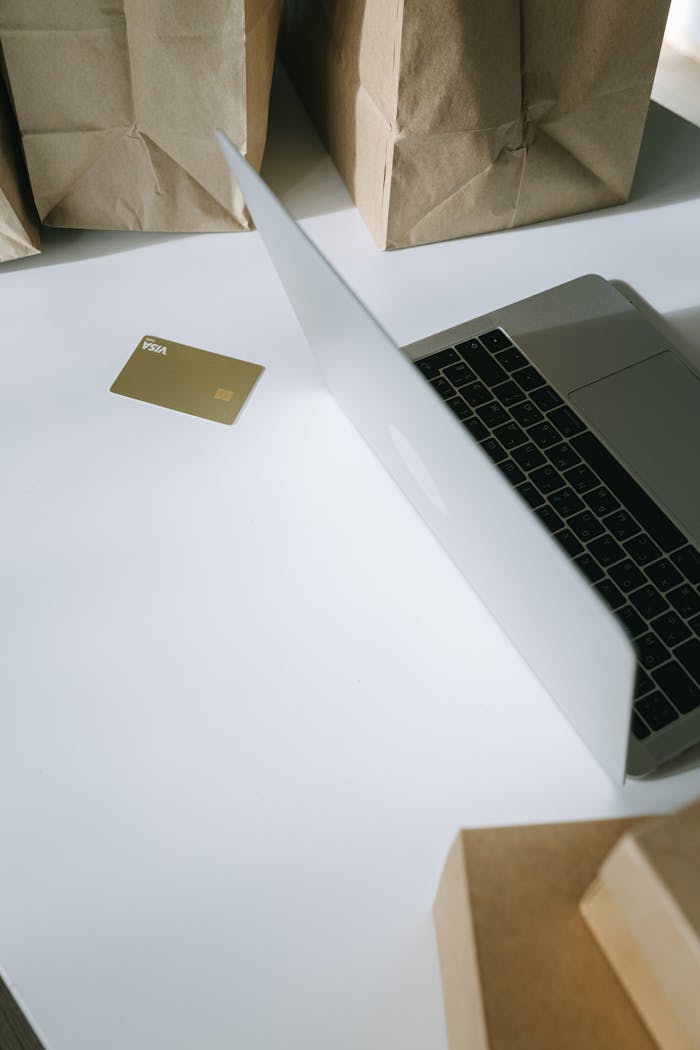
[216,130,700,784]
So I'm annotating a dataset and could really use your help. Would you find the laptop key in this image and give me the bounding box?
[479,329,512,353]
[574,553,605,584]
[415,348,459,377]
[464,417,488,441]
[458,341,508,386]
[634,668,654,697]
[650,612,691,648]
[530,385,564,412]
[549,405,586,438]
[554,529,584,558]
[676,638,700,682]
[492,422,528,450]
[510,400,544,428]
[595,578,626,610]
[603,509,642,543]
[480,437,508,464]
[547,443,581,472]
[430,376,454,399]
[492,380,527,407]
[516,481,545,509]
[477,401,510,428]
[528,421,561,450]
[667,584,700,619]
[498,459,526,485]
[629,585,669,620]
[570,431,687,554]
[549,487,585,518]
[563,464,599,494]
[536,505,564,533]
[461,381,493,408]
[588,534,625,567]
[512,365,546,392]
[568,511,605,542]
[512,443,546,472]
[494,346,528,372]
[608,559,646,594]
[443,361,477,387]
[445,397,473,421]
[689,615,700,637]
[631,712,651,740]
[645,558,683,592]
[671,546,700,585]
[634,691,679,730]
[624,534,662,567]
[583,487,620,518]
[636,633,671,670]
[530,465,565,495]
[653,662,700,713]
[617,604,647,638]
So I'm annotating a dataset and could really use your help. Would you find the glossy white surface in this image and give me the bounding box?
[2,73,700,1050]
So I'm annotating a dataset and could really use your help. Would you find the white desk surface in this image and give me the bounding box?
[2,75,700,1050]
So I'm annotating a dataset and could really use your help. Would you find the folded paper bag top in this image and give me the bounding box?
[0,69,39,262]
[581,800,700,1050]
[0,0,280,232]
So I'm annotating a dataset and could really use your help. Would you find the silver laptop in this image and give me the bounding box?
[216,131,700,784]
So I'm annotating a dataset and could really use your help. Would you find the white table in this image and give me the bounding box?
[2,77,700,1050]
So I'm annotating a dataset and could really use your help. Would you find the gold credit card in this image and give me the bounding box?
[111,335,264,425]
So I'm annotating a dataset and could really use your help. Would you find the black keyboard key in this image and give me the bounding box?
[595,578,626,610]
[516,481,545,509]
[462,381,493,408]
[609,559,646,594]
[510,400,544,428]
[512,443,546,472]
[564,464,600,495]
[667,584,700,620]
[528,421,561,450]
[464,417,488,441]
[583,487,620,518]
[445,397,473,421]
[479,329,513,352]
[617,604,647,638]
[568,511,605,543]
[477,401,510,428]
[549,487,585,518]
[650,611,691,648]
[498,459,526,485]
[536,505,564,533]
[689,615,700,637]
[492,422,528,450]
[458,341,508,386]
[480,437,508,464]
[530,465,565,495]
[588,534,625,567]
[676,638,700,682]
[530,385,564,412]
[603,509,642,543]
[554,529,584,558]
[416,348,459,377]
[624,534,662,568]
[495,346,528,371]
[645,558,683,592]
[492,380,527,408]
[512,365,546,392]
[635,691,679,730]
[574,553,605,584]
[443,361,477,387]
[570,431,687,554]
[671,546,700,585]
[547,443,581,472]
[549,405,586,438]
[632,712,651,739]
[654,662,700,713]
[636,633,671,670]
[635,668,654,697]
[629,585,669,620]
[430,376,454,399]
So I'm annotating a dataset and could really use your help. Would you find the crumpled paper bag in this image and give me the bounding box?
[0,71,39,262]
[280,0,670,249]
[0,0,280,232]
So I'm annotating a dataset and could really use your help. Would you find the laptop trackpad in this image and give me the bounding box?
[569,352,700,546]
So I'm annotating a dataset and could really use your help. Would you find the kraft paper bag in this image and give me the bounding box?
[0,0,280,233]
[280,0,671,249]
[0,71,39,262]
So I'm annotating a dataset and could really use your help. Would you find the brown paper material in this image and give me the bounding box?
[280,0,670,249]
[581,801,700,1050]
[0,0,280,232]
[0,70,39,262]
[433,817,657,1050]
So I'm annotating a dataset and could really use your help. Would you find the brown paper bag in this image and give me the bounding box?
[0,0,280,233]
[280,0,670,249]
[0,71,39,262]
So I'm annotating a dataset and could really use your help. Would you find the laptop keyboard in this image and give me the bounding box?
[415,329,700,743]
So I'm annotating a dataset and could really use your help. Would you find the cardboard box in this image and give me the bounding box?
[280,0,671,249]
[581,801,700,1050]
[433,817,657,1050]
